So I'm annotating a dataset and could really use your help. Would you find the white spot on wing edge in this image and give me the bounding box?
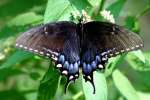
[111,32,115,35]
[56,64,62,68]
[131,47,135,50]
[120,50,125,53]
[44,48,59,56]
[126,48,130,51]
[15,43,19,46]
[24,46,28,49]
[140,44,143,47]
[98,64,104,69]
[102,57,107,61]
[29,48,33,51]
[75,74,79,77]
[69,75,74,80]
[46,53,50,57]
[34,49,38,53]
[62,70,68,75]
[52,56,58,61]
[44,26,47,32]
[101,52,107,56]
[16,44,59,61]
[19,45,23,48]
[115,52,119,55]
[39,51,44,55]
[109,53,114,56]
[136,45,140,48]
[52,54,55,57]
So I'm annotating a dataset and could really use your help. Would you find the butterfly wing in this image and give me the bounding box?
[16,21,80,61]
[83,21,144,57]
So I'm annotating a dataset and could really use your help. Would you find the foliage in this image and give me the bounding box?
[0,0,150,100]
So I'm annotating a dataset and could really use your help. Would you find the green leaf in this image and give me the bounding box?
[0,25,27,39]
[123,67,150,92]
[82,72,107,100]
[0,13,43,39]
[88,0,102,7]
[112,69,140,100]
[0,89,26,100]
[44,0,74,22]
[8,12,43,26]
[44,0,91,23]
[0,50,33,69]
[107,0,126,18]
[69,0,92,10]
[124,16,140,32]
[29,71,41,80]
[105,54,126,77]
[137,5,150,18]
[88,0,105,17]
[0,0,45,18]
[0,68,24,81]
[125,16,136,30]
[105,56,121,77]
[37,65,60,100]
[126,51,150,71]
[138,91,150,100]
[121,52,150,91]
[107,80,120,100]
[132,50,145,63]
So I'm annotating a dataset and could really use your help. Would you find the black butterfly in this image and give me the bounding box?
[16,20,143,93]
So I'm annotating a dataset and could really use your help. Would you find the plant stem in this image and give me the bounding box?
[99,0,106,11]
[72,91,83,100]
[136,6,150,18]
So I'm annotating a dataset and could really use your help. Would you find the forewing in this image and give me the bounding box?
[83,21,144,57]
[16,21,77,61]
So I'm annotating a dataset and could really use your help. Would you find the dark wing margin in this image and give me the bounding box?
[16,21,77,61]
[83,21,144,57]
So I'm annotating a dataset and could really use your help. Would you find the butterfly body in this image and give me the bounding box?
[16,21,143,93]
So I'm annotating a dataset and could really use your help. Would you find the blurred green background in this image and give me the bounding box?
[0,0,150,100]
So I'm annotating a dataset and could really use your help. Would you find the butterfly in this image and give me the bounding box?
[16,20,143,93]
